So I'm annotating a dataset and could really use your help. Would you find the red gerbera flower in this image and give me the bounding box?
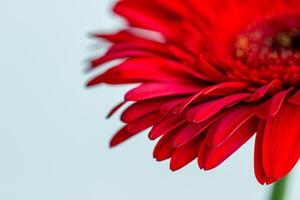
[87,0,300,184]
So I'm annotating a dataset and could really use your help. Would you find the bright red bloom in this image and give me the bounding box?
[88,0,300,184]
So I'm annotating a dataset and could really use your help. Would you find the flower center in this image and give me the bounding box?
[234,14,300,86]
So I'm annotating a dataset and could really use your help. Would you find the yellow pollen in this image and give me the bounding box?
[236,49,244,58]
[236,36,248,49]
[276,33,292,48]
[270,52,278,59]
[250,31,262,40]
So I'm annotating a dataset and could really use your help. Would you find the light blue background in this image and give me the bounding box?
[0,0,299,199]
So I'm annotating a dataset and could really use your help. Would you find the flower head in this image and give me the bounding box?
[88,0,300,184]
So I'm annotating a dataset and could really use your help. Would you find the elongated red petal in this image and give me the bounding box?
[256,89,292,119]
[246,79,282,102]
[110,112,163,147]
[153,130,178,161]
[173,114,223,147]
[114,1,181,40]
[126,111,164,134]
[106,101,126,119]
[205,105,256,147]
[93,30,137,43]
[125,83,201,101]
[260,102,300,184]
[175,82,250,113]
[87,58,195,86]
[170,137,204,171]
[186,93,250,123]
[160,97,188,115]
[91,50,155,68]
[149,115,185,140]
[110,126,132,147]
[198,117,258,170]
[121,98,169,123]
[196,56,228,82]
[254,121,267,185]
[288,90,300,106]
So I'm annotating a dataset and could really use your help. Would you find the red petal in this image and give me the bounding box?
[90,37,172,69]
[149,115,185,140]
[260,102,300,184]
[91,50,155,68]
[114,1,181,40]
[153,130,178,161]
[87,58,194,86]
[175,82,250,113]
[110,126,133,147]
[254,121,267,185]
[198,117,258,170]
[256,89,292,119]
[126,111,164,134]
[288,90,300,106]
[160,97,188,115]
[106,101,127,119]
[93,30,137,43]
[125,83,201,101]
[154,0,191,19]
[205,105,256,147]
[173,113,223,147]
[186,93,250,123]
[196,55,228,82]
[170,137,204,171]
[121,98,169,123]
[246,79,282,102]
[110,112,163,147]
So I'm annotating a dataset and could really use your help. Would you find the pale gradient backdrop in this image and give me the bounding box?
[0,0,299,199]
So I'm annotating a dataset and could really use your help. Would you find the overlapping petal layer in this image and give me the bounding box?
[88,0,300,184]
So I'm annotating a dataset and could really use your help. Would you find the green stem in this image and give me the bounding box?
[270,175,290,200]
